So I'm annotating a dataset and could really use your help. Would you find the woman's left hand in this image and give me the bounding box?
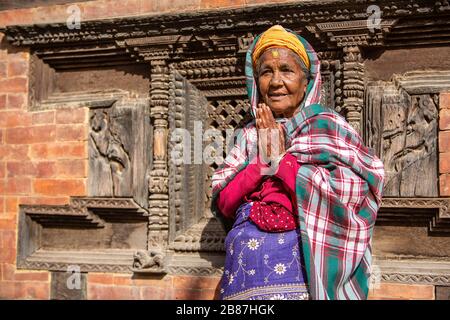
[256,103,286,160]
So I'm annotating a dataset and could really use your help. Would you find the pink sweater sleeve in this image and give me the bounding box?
[275,153,300,195]
[216,158,268,219]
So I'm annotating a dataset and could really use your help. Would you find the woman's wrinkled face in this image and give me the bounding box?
[257,48,307,118]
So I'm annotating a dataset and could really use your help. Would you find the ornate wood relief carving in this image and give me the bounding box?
[168,69,211,247]
[17,197,148,273]
[378,198,450,235]
[147,59,170,256]
[89,98,150,208]
[364,70,450,197]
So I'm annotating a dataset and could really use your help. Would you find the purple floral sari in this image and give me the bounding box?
[219,202,310,300]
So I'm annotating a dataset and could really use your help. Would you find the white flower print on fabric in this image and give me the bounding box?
[270,294,286,300]
[228,274,234,285]
[278,234,285,245]
[247,238,260,251]
[274,263,287,275]
[248,269,255,276]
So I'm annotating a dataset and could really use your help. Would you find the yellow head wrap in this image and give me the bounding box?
[252,25,310,70]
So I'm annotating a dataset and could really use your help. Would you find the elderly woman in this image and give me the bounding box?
[211,25,384,300]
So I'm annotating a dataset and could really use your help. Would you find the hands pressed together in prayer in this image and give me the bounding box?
[256,103,286,163]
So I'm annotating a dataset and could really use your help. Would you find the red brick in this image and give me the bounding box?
[1,264,16,280]
[55,160,87,177]
[173,288,216,300]
[200,0,244,9]
[6,161,34,177]
[87,284,140,300]
[29,142,86,160]
[23,282,50,299]
[0,61,6,78]
[0,219,16,230]
[245,0,289,4]
[88,273,114,285]
[155,0,200,12]
[368,283,434,300]
[2,264,49,282]
[0,281,16,298]
[440,92,450,110]
[3,177,32,195]
[83,0,142,20]
[82,2,108,20]
[0,231,16,263]
[113,275,133,286]
[440,152,450,174]
[0,94,6,109]
[6,125,56,144]
[130,274,173,287]
[440,109,450,131]
[0,145,29,161]
[0,78,27,93]
[18,196,69,206]
[0,9,34,28]
[56,124,87,141]
[0,162,4,179]
[56,108,87,124]
[33,179,85,196]
[33,5,69,24]
[140,286,166,299]
[6,94,26,109]
[6,161,55,178]
[173,275,221,290]
[4,197,18,213]
[0,230,15,247]
[7,60,28,77]
[32,111,55,125]
[83,0,140,19]
[0,281,50,299]
[35,161,56,178]
[0,111,32,127]
[440,173,450,196]
[439,131,450,153]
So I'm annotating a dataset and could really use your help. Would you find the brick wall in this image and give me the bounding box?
[0,31,88,299]
[440,92,450,196]
[0,0,296,28]
[87,273,221,300]
[0,0,446,300]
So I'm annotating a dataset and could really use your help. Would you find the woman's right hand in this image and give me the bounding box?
[256,103,286,161]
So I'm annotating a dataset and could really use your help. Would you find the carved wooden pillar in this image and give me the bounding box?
[148,59,170,250]
[342,46,364,134]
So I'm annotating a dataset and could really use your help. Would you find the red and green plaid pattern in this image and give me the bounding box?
[212,29,384,300]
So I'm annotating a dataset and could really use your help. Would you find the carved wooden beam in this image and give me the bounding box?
[148,58,170,256]
[378,198,450,235]
[341,45,365,133]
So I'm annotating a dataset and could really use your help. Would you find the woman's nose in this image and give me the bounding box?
[270,71,283,87]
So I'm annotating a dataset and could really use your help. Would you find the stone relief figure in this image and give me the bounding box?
[89,106,132,197]
[133,250,164,270]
